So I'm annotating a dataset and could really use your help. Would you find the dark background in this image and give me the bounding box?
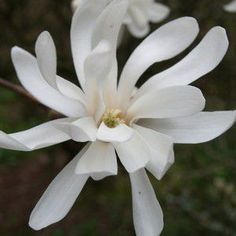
[0,0,235,235]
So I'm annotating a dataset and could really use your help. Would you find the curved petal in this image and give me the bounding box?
[35,31,57,88]
[136,27,228,98]
[113,130,150,173]
[134,124,174,180]
[92,0,129,49]
[11,47,85,117]
[139,111,236,144]
[71,0,110,88]
[53,117,97,142]
[71,0,87,11]
[147,2,170,23]
[0,118,72,151]
[56,76,86,105]
[118,17,199,107]
[71,0,124,89]
[130,169,164,236]
[29,144,90,230]
[83,40,112,116]
[224,0,236,12]
[126,4,150,38]
[127,86,205,122]
[75,141,117,180]
[84,40,112,83]
[97,122,133,143]
[35,31,86,105]
[92,0,129,104]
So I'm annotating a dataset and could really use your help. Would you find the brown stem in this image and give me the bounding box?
[0,78,51,112]
[0,77,62,118]
[0,77,38,103]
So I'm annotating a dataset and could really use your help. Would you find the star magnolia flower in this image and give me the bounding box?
[0,0,235,235]
[224,0,236,12]
[72,0,170,38]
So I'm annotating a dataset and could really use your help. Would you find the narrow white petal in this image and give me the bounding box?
[35,31,57,88]
[84,40,112,85]
[92,0,129,104]
[75,141,117,180]
[136,27,228,97]
[71,0,117,89]
[97,122,133,143]
[53,117,97,142]
[126,4,150,38]
[29,144,90,230]
[127,86,205,121]
[72,0,129,111]
[127,20,150,39]
[139,111,236,144]
[147,2,170,23]
[0,118,71,151]
[134,124,174,180]
[83,41,112,116]
[113,130,150,173]
[92,0,129,49]
[130,169,164,236]
[118,17,199,107]
[56,76,85,104]
[224,0,236,12]
[71,0,87,11]
[0,132,29,151]
[11,47,85,117]
[84,41,113,109]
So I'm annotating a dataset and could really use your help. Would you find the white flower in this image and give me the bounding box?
[0,0,235,235]
[72,0,170,38]
[224,0,236,12]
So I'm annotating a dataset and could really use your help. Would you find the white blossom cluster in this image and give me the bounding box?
[0,0,235,235]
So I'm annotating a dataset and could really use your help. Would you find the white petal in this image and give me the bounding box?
[139,111,236,144]
[56,76,86,104]
[91,0,129,103]
[71,117,97,142]
[147,2,170,23]
[130,169,164,236]
[113,130,150,173]
[11,47,85,117]
[134,124,174,180]
[0,118,71,151]
[92,0,129,49]
[35,31,85,104]
[53,117,97,142]
[224,0,236,12]
[0,132,29,151]
[126,4,150,38]
[127,86,205,121]
[35,31,57,88]
[84,41,113,108]
[29,144,90,230]
[84,40,112,84]
[71,0,87,11]
[71,0,115,89]
[118,17,199,107]
[75,141,117,180]
[83,41,112,116]
[97,122,133,143]
[71,0,126,87]
[136,27,228,97]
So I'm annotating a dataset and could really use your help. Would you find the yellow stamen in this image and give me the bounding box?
[102,109,125,128]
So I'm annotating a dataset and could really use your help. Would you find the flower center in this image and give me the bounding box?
[102,109,125,128]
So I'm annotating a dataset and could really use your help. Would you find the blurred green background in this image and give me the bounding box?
[0,0,235,235]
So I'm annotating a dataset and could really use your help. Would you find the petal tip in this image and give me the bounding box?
[28,217,44,231]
